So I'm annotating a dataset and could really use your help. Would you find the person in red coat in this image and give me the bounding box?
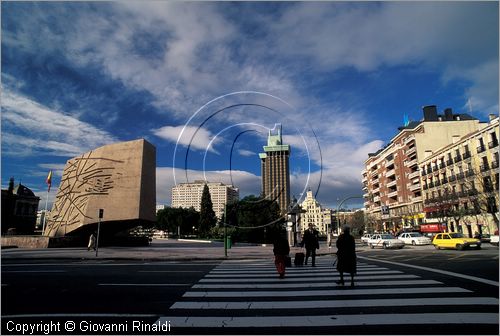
[273,234,290,279]
[335,226,357,287]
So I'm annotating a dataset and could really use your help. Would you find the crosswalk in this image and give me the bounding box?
[157,256,499,332]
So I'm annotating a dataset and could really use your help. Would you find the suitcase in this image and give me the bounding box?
[285,256,292,267]
[294,252,305,266]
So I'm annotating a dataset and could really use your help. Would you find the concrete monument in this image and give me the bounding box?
[45,139,156,237]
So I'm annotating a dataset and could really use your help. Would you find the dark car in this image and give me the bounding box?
[474,233,491,243]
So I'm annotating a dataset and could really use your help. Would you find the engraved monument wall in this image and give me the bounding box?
[45,139,156,237]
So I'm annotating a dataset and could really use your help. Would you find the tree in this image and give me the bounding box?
[199,184,217,238]
[347,210,365,236]
[156,206,199,237]
[225,195,283,243]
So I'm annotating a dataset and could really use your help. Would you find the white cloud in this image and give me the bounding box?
[152,125,221,153]
[269,2,498,113]
[1,89,118,157]
[238,149,255,157]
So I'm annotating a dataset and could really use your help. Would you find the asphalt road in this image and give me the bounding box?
[2,244,499,335]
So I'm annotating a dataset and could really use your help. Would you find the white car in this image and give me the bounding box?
[398,232,432,246]
[367,234,405,249]
[490,235,499,246]
[360,234,373,245]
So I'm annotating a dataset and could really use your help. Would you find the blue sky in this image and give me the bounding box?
[1,1,498,210]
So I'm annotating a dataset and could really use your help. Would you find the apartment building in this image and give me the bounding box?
[362,105,483,232]
[171,181,239,219]
[420,115,499,236]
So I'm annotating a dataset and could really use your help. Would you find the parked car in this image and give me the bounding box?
[367,234,405,249]
[360,234,373,245]
[474,233,491,243]
[397,232,432,246]
[490,235,499,246]
[432,232,481,250]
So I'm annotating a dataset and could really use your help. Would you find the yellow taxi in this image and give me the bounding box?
[433,232,481,250]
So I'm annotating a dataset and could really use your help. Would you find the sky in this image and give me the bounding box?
[1,1,498,211]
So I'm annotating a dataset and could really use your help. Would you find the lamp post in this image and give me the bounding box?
[223,203,227,258]
[96,209,103,257]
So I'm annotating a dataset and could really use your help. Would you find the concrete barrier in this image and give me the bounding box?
[1,236,50,248]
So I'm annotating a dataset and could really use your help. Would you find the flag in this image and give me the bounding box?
[46,170,52,192]
[403,113,409,127]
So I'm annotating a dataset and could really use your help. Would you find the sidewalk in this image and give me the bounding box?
[1,239,338,262]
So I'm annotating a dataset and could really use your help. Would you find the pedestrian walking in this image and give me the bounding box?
[302,223,319,267]
[87,232,97,251]
[273,233,290,279]
[335,226,356,287]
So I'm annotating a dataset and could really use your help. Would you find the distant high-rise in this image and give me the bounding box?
[259,124,291,215]
[171,181,239,219]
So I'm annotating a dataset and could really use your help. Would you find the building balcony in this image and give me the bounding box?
[441,177,448,183]
[477,145,486,153]
[411,196,423,203]
[449,175,456,182]
[385,169,396,178]
[465,170,474,177]
[438,162,446,170]
[409,170,420,179]
[409,183,421,191]
[387,180,397,188]
[428,181,435,188]
[406,158,418,167]
[404,136,415,145]
[434,180,441,187]
[462,151,471,160]
[454,155,462,163]
[373,195,380,202]
[480,163,490,172]
[446,159,454,166]
[489,140,499,149]
[372,186,380,194]
[363,191,370,198]
[492,160,499,170]
[388,190,398,198]
[406,146,417,156]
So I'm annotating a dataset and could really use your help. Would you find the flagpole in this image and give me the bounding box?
[42,170,52,236]
[42,190,49,236]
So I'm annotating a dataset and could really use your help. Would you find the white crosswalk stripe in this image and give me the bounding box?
[160,257,499,331]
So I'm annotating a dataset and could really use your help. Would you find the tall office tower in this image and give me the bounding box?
[259,124,291,215]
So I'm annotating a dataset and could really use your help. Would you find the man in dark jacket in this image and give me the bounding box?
[302,223,319,266]
[336,226,357,287]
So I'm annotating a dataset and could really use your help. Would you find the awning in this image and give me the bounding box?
[420,223,446,233]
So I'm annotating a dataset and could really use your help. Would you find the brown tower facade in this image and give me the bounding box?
[259,124,291,215]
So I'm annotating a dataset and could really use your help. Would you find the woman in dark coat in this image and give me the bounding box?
[273,234,290,279]
[335,226,356,287]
